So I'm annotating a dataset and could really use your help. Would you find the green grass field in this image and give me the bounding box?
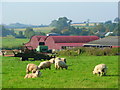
[1,37,29,49]
[2,56,118,88]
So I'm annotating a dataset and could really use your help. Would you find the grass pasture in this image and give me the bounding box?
[2,56,118,88]
[1,37,29,49]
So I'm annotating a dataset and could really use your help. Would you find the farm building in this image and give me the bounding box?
[24,36,47,50]
[83,36,120,48]
[45,36,99,50]
[24,35,99,50]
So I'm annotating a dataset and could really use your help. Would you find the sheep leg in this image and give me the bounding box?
[24,75,27,79]
[55,66,57,70]
[100,71,103,76]
[97,72,100,76]
[26,70,29,74]
[65,67,67,70]
[58,66,60,70]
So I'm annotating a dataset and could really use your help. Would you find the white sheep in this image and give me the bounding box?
[55,57,67,63]
[49,58,55,64]
[93,64,107,76]
[38,61,52,70]
[24,70,41,79]
[26,64,39,74]
[55,59,68,70]
[60,58,67,63]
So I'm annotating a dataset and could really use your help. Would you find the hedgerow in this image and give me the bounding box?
[57,47,119,56]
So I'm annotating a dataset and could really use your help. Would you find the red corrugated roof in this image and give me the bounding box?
[49,36,99,43]
[24,36,47,49]
[25,36,47,44]
[24,35,99,50]
[35,36,47,41]
[57,43,85,46]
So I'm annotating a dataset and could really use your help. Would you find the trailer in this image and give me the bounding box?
[1,45,56,61]
[14,46,55,61]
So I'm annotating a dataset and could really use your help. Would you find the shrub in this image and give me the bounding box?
[57,47,119,56]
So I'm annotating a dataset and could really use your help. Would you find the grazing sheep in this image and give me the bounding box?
[55,59,68,70]
[26,64,39,74]
[93,64,107,76]
[24,70,41,79]
[60,58,67,63]
[55,57,67,63]
[38,61,52,70]
[49,58,55,64]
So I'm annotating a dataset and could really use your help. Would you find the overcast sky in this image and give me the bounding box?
[1,2,118,25]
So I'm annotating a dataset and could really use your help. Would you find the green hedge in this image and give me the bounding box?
[57,47,119,56]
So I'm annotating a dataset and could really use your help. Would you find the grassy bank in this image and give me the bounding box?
[2,56,118,88]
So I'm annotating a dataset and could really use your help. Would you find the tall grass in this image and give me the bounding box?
[2,56,118,88]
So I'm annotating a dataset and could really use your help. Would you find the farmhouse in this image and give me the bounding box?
[83,36,120,48]
[24,35,99,50]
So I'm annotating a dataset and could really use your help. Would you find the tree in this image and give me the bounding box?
[49,20,57,27]
[16,31,25,38]
[0,25,16,37]
[50,17,72,34]
[95,24,106,33]
[24,27,35,38]
[35,32,46,36]
[105,20,112,24]
[114,17,120,23]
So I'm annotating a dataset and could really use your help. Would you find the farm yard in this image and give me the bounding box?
[1,1,120,89]
[2,56,118,88]
[1,36,119,88]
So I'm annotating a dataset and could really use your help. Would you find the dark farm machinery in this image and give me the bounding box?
[1,45,56,61]
[15,45,56,61]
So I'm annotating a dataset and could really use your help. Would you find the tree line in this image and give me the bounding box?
[49,17,120,38]
[0,17,120,38]
[0,26,45,38]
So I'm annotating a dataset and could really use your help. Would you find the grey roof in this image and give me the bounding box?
[86,36,120,46]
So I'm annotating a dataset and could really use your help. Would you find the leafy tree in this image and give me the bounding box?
[0,25,16,37]
[24,27,35,38]
[16,31,25,38]
[114,17,120,23]
[61,29,70,35]
[50,17,72,34]
[35,32,46,36]
[93,24,106,33]
[49,20,57,27]
[19,31,23,36]
[105,20,112,24]
[10,29,17,36]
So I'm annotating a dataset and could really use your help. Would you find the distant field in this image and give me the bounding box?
[1,37,29,49]
[14,27,55,34]
[2,56,118,88]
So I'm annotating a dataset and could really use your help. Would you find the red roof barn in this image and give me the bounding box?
[24,36,99,50]
[45,36,99,50]
[25,36,47,49]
